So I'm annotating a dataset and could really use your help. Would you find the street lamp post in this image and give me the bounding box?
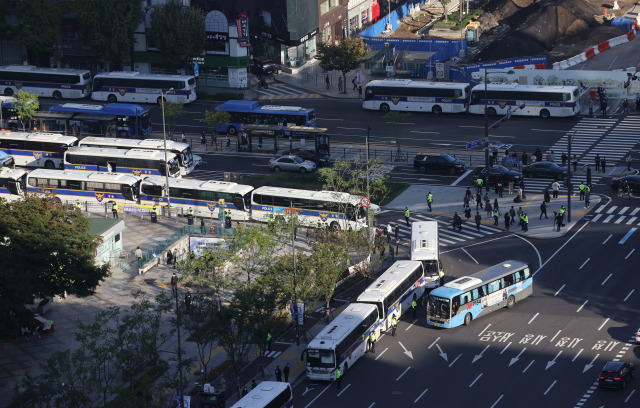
[161,88,174,217]
[290,201,300,346]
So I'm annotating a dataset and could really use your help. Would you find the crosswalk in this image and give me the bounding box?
[252,79,322,100]
[591,203,640,225]
[390,213,504,246]
[582,116,640,168]
[264,350,282,358]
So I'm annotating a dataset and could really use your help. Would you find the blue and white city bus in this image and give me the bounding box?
[49,103,152,138]
[304,303,379,381]
[0,65,92,100]
[139,176,252,220]
[0,132,78,168]
[356,260,426,332]
[230,381,293,408]
[0,167,28,202]
[64,146,181,178]
[363,79,470,114]
[215,100,317,135]
[427,260,532,328]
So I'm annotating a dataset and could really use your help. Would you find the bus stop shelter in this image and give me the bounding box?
[73,113,117,137]
[32,112,74,134]
[239,124,329,155]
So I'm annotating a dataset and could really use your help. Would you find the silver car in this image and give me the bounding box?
[269,155,316,173]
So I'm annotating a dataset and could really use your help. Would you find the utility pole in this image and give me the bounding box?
[567,131,574,223]
[174,283,184,407]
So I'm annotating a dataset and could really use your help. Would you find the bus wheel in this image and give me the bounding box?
[380,103,390,113]
[330,221,340,231]
[487,107,497,116]
[540,109,550,119]
[507,295,515,308]
[107,94,117,103]
[227,126,238,136]
[464,313,472,326]
[52,91,62,100]
[432,105,443,115]
[3,88,13,96]
[44,160,55,169]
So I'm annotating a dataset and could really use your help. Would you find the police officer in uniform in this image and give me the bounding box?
[111,202,118,218]
[336,367,342,389]
[426,192,433,212]
[391,316,398,336]
[75,199,81,211]
[439,268,445,286]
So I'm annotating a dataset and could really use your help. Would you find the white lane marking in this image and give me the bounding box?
[603,215,615,223]
[414,388,429,403]
[625,389,635,403]
[510,234,543,275]
[572,349,584,362]
[607,206,618,214]
[462,248,478,264]
[624,289,635,302]
[602,234,612,244]
[337,127,366,130]
[304,383,332,408]
[469,373,483,387]
[536,222,590,276]
[336,384,351,397]
[490,395,504,408]
[428,337,440,349]
[626,249,635,259]
[554,284,566,296]
[396,367,411,381]
[631,208,640,216]
[528,313,540,324]
[619,206,630,215]
[375,347,388,361]
[500,342,512,355]
[579,258,590,269]
[601,274,612,285]
[544,380,557,396]
[449,353,462,367]
[523,360,535,373]
[627,217,638,225]
[598,318,610,331]
[405,319,417,331]
[615,216,626,224]
[451,169,472,186]
[478,324,492,338]
[409,130,439,134]
[577,300,588,312]
[550,330,562,343]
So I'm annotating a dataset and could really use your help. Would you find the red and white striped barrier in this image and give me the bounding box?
[553,20,639,69]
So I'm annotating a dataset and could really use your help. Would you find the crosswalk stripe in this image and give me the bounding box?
[592,214,603,222]
[603,215,615,223]
[631,208,640,216]
[619,207,630,215]
[595,203,608,213]
[615,216,626,224]
[607,206,618,214]
[627,217,637,225]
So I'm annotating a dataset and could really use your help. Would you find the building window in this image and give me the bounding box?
[259,10,272,27]
[321,0,341,15]
[321,26,332,44]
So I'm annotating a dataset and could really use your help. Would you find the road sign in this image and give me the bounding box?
[503,156,519,164]
[361,196,371,207]
[436,63,445,79]
[466,140,483,149]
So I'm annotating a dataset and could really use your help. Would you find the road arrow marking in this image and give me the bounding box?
[583,354,600,373]
[509,348,526,367]
[302,387,315,396]
[473,345,490,363]
[546,350,563,370]
[398,342,414,360]
[436,344,448,362]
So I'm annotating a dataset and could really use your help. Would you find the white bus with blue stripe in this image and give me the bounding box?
[0,132,78,169]
[362,79,470,114]
[0,65,92,100]
[305,303,379,381]
[64,146,181,178]
[411,221,442,288]
[230,381,293,408]
[0,167,28,202]
[91,72,197,104]
[139,176,252,220]
[356,260,426,333]
[427,260,533,328]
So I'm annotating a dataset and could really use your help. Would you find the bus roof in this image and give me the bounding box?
[230,381,291,408]
[431,260,529,298]
[50,103,148,115]
[216,100,313,114]
[252,185,359,204]
[27,169,140,184]
[0,65,90,75]
[357,260,423,302]
[411,221,438,262]
[79,137,189,151]
[93,71,194,80]
[307,303,378,350]
[471,83,579,93]
[142,176,254,195]
[0,131,77,144]
[0,167,27,180]
[366,79,469,89]
[66,146,178,161]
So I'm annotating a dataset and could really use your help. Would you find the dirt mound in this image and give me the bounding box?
[475,0,627,63]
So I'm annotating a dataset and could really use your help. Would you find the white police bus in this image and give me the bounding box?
[411,221,442,288]
[230,381,293,408]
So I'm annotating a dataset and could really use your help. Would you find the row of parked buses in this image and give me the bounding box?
[302,220,533,382]
[362,79,581,118]
[0,167,378,231]
[0,65,196,104]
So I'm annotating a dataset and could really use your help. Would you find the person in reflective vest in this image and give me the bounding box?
[391,316,398,336]
[266,332,272,352]
[75,200,81,210]
[439,268,445,286]
[336,367,342,389]
[188,207,194,216]
[578,182,586,201]
[112,202,118,219]
[426,192,433,212]
[476,177,484,193]
[404,207,410,227]
[523,213,529,232]
[493,208,500,225]
[411,299,418,318]
[369,332,376,353]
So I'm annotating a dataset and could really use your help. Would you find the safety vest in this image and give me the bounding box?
[559,208,565,216]
[579,183,586,191]
[267,333,272,341]
[493,209,499,217]
[75,201,81,209]
[586,185,591,192]
[112,203,117,211]
[370,332,376,342]
[523,215,529,224]
[439,269,444,279]
[392,318,397,327]
[151,206,157,214]
[336,368,341,379]
[476,178,483,186]
[188,208,194,216]
[405,209,410,218]
[411,300,417,309]
[427,193,433,203]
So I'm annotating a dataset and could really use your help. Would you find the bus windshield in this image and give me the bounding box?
[181,146,193,167]
[428,296,451,320]
[307,349,335,368]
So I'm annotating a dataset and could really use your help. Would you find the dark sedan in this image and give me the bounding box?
[522,162,568,179]
[611,175,640,192]
[471,165,522,184]
[281,149,330,167]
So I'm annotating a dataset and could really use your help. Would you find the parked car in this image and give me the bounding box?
[611,175,640,192]
[471,165,522,185]
[413,153,466,175]
[281,149,330,167]
[522,162,568,179]
[268,155,316,173]
[598,361,634,389]
[251,58,278,76]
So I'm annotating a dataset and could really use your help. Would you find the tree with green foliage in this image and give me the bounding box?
[147,0,206,70]
[310,240,349,322]
[13,0,66,65]
[13,90,39,132]
[228,224,283,285]
[163,101,184,139]
[316,37,368,94]
[203,109,231,134]
[0,194,109,342]
[74,0,143,70]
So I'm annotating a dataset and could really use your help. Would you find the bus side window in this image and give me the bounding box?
[478,285,486,297]
[452,296,460,315]
[514,271,522,283]
[504,275,513,287]
[471,288,479,300]
[523,268,531,279]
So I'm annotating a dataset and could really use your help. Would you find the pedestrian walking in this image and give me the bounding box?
[386,223,392,242]
[181,132,187,143]
[464,206,471,220]
[465,187,472,202]
[325,74,330,89]
[485,202,492,218]
[395,223,399,242]
[555,212,562,231]
[463,194,469,209]
[283,363,290,382]
[509,206,516,226]
[601,98,607,117]
[225,135,230,147]
[572,154,578,173]
[474,211,482,232]
[508,180,514,195]
[504,212,511,230]
[521,152,529,166]
[578,182,586,201]
[167,249,173,266]
[498,181,503,198]
[493,198,499,212]
[242,387,248,397]
[561,152,567,167]
[523,213,529,232]
[484,192,489,206]
[540,201,548,219]
[391,316,398,336]
[370,331,377,353]
[601,156,606,173]
[595,153,600,172]
[588,98,594,117]
[476,192,483,209]
[111,202,118,219]
[336,367,342,389]
[411,298,418,319]
[493,208,499,225]
[544,189,551,203]
[201,130,206,146]
[404,207,410,226]
[275,365,283,382]
[549,151,555,163]
[427,191,433,212]
[552,180,560,198]
[185,291,191,313]
[352,77,357,90]
[623,98,629,114]
[338,76,343,92]
[251,379,257,389]
[171,272,177,293]
[627,153,633,171]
